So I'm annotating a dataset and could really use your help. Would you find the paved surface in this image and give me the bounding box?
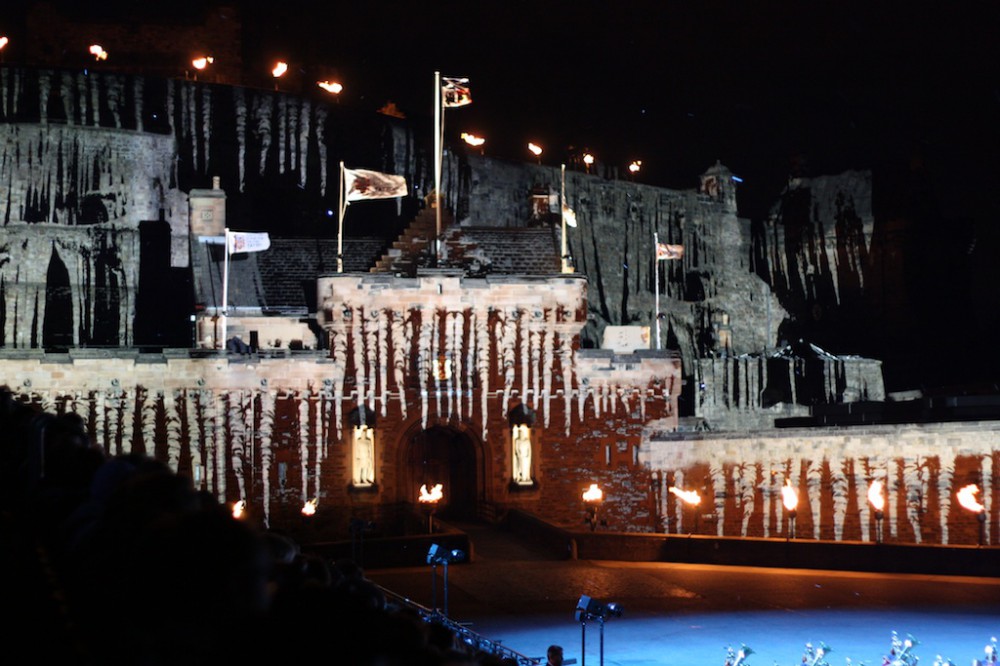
[367,522,1000,665]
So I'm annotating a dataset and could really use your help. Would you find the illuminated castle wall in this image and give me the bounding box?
[3,64,994,545]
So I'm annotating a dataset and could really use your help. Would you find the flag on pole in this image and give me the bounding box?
[441,76,472,107]
[656,242,684,260]
[344,168,408,202]
[227,230,271,254]
[562,204,578,228]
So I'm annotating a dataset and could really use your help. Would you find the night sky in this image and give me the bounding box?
[237,1,1000,221]
[6,1,999,221]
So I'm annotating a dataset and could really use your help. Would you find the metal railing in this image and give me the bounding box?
[379,586,541,665]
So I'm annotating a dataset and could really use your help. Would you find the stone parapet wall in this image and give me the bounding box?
[640,422,1000,546]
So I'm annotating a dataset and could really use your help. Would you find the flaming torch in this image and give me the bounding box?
[527,142,543,163]
[419,483,444,534]
[782,478,799,539]
[317,80,343,94]
[957,484,987,546]
[583,483,604,531]
[301,498,318,517]
[668,486,701,534]
[232,499,246,520]
[868,479,886,544]
[89,44,108,61]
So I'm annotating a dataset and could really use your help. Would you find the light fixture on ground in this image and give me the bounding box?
[427,543,465,617]
[575,594,623,666]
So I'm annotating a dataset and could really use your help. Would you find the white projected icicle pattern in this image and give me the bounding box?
[643,431,1000,545]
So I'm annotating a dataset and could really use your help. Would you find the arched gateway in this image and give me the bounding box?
[405,425,481,521]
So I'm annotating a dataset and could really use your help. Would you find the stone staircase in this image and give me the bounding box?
[370,205,454,275]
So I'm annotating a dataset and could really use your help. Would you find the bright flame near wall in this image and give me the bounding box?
[867,479,885,511]
[0,36,8,51]
[192,56,214,70]
[232,500,246,520]
[582,483,604,503]
[781,478,798,512]
[89,44,108,61]
[668,486,701,505]
[461,132,485,147]
[301,498,318,516]
[628,160,642,174]
[583,153,595,166]
[957,484,986,513]
[418,483,443,503]
[272,61,288,78]
[527,142,542,157]
[317,80,343,94]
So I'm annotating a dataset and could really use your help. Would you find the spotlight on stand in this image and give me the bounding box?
[427,543,465,565]
[575,595,623,666]
[427,544,466,617]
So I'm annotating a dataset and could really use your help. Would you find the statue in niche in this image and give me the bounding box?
[353,425,375,486]
[513,424,533,485]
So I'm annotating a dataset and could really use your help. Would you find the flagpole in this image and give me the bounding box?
[338,161,345,273]
[561,164,569,274]
[222,227,230,350]
[434,71,442,265]
[654,231,661,350]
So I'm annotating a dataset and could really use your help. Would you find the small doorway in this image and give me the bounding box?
[407,425,478,521]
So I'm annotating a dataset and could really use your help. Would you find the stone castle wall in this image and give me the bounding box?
[641,423,999,546]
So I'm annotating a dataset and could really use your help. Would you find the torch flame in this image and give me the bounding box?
[418,483,443,503]
[192,56,214,70]
[668,486,701,506]
[232,499,246,520]
[781,478,798,511]
[0,36,9,50]
[583,153,595,166]
[317,80,343,94]
[89,44,108,61]
[527,142,542,157]
[461,132,485,147]
[582,483,603,503]
[867,479,885,511]
[272,61,288,78]
[301,498,318,516]
[957,484,986,513]
[628,160,642,174]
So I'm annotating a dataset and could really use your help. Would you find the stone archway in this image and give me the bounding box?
[406,425,479,521]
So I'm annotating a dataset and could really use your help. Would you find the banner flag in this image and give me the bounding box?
[442,76,472,107]
[344,168,408,202]
[656,242,684,260]
[562,204,578,228]
[228,230,271,254]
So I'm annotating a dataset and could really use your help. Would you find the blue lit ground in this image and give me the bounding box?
[366,526,1000,666]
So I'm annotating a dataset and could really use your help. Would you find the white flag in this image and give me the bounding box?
[442,76,472,107]
[562,204,577,228]
[344,168,408,202]
[228,230,271,254]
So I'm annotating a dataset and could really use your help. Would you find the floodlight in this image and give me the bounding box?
[427,543,465,565]
[575,594,623,621]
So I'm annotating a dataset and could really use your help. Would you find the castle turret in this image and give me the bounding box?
[699,161,738,212]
